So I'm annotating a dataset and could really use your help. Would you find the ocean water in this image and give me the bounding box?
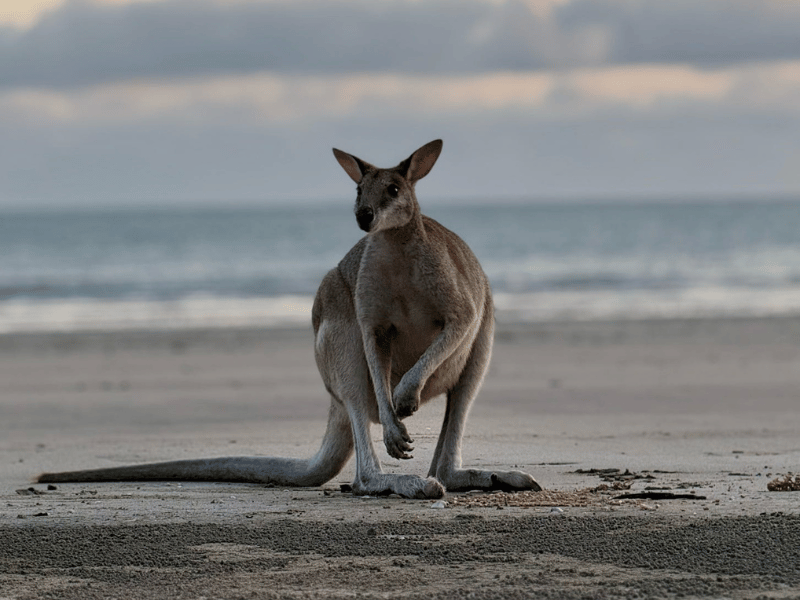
[1,200,799,333]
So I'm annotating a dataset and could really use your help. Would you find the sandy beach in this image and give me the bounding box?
[1,317,799,599]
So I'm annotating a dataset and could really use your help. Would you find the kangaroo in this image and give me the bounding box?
[37,140,541,499]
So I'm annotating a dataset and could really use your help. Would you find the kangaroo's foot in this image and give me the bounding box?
[438,468,542,493]
[351,474,445,499]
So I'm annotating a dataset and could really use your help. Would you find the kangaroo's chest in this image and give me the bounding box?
[386,280,440,334]
[356,243,443,356]
[360,260,439,327]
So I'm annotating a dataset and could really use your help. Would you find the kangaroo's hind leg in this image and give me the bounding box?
[314,272,444,499]
[319,323,443,499]
[428,310,542,493]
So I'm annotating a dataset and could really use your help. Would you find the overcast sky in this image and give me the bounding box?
[2,0,800,209]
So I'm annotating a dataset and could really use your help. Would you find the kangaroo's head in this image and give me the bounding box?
[332,140,443,233]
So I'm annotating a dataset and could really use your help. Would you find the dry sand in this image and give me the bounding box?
[1,317,799,599]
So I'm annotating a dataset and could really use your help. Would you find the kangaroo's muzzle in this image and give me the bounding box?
[356,207,374,232]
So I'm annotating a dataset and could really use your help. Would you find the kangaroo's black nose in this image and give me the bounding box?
[356,207,374,232]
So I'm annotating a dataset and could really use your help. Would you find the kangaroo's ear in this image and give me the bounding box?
[397,139,443,183]
[332,148,373,184]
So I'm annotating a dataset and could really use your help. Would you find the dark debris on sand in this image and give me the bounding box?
[768,473,800,491]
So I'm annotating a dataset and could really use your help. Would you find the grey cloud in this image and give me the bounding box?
[2,0,800,89]
[0,0,553,88]
[2,107,800,208]
[561,0,800,67]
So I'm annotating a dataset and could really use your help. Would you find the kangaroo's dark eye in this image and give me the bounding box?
[387,184,400,198]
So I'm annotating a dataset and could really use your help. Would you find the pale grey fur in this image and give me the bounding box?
[37,140,541,499]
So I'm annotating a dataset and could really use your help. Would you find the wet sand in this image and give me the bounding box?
[1,318,799,598]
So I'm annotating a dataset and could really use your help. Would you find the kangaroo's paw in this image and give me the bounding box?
[392,380,420,420]
[438,468,542,493]
[383,418,414,460]
[352,474,444,499]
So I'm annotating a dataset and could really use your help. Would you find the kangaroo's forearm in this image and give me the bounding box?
[361,328,395,423]
[406,306,483,388]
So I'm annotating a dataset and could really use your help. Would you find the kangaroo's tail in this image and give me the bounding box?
[37,402,353,487]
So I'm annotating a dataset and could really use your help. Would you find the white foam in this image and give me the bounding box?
[494,285,800,322]
[3,285,800,335]
[0,295,314,334]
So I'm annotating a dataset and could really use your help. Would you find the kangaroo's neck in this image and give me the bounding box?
[378,209,426,247]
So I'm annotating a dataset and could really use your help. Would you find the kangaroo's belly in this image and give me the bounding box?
[390,326,438,375]
[384,291,441,372]
[389,323,472,401]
